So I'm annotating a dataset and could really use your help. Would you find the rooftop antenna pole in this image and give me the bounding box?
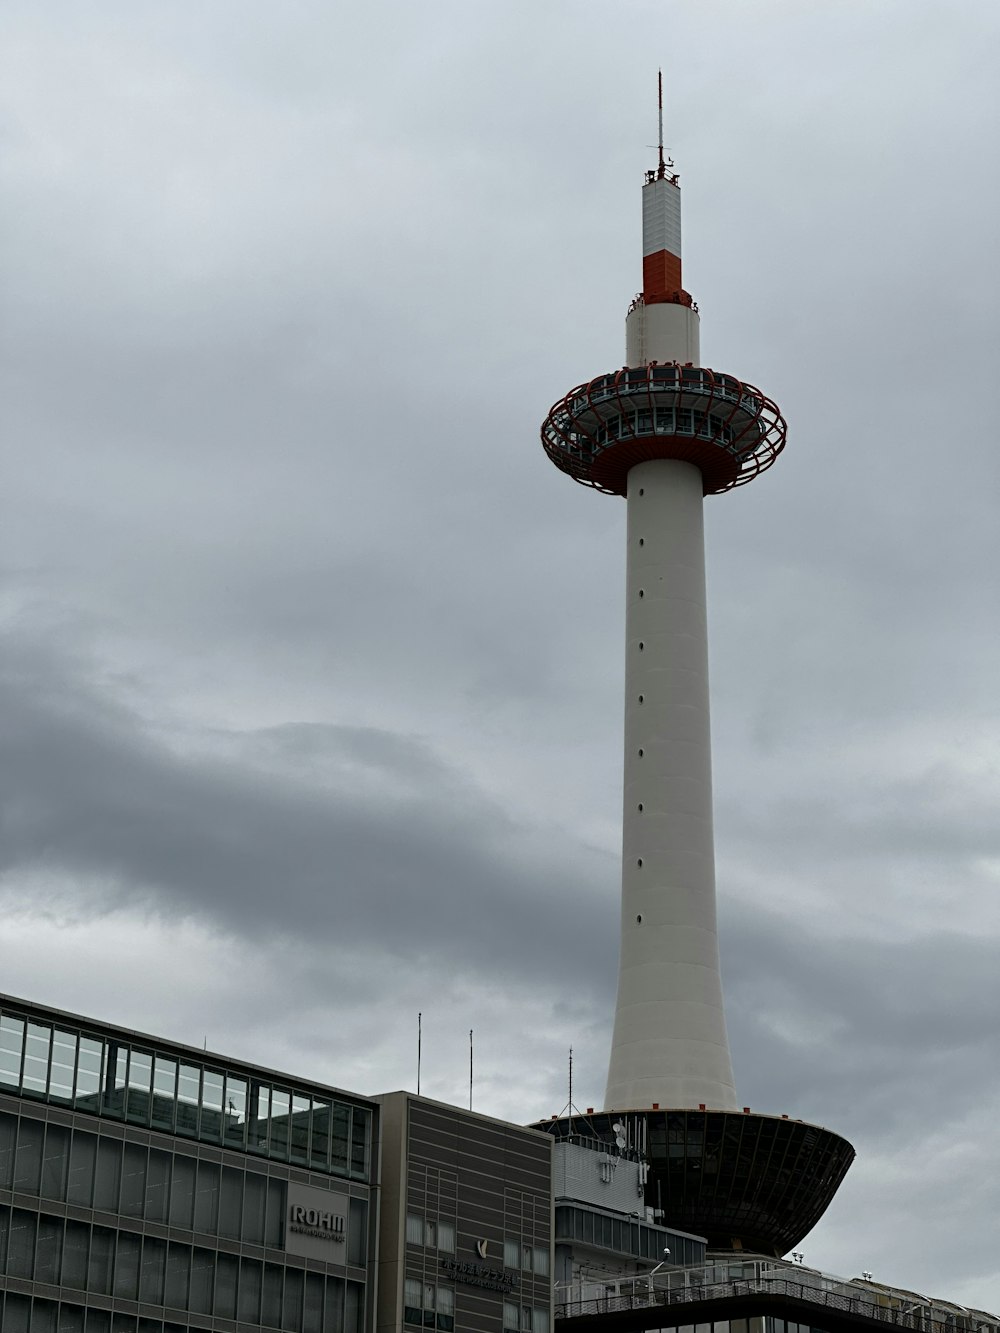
[417,1012,422,1096]
[568,1047,574,1135]
[469,1029,473,1111]
[657,68,666,179]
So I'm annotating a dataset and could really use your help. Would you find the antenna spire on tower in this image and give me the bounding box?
[657,68,666,178]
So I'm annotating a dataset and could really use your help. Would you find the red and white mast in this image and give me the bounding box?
[625,70,700,372]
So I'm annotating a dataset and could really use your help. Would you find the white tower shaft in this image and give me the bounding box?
[604,457,738,1111]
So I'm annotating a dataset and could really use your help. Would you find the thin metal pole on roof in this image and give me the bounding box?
[469,1029,473,1111]
[568,1047,573,1135]
[417,1012,422,1096]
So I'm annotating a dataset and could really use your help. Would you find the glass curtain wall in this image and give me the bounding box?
[0,1009,371,1181]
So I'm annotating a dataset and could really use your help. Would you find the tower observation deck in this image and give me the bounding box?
[535,81,852,1254]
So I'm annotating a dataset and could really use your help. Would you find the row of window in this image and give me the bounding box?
[590,407,740,448]
[403,1279,454,1331]
[502,1301,550,1333]
[0,1112,366,1259]
[0,1012,371,1179]
[552,406,748,459]
[403,1214,548,1277]
[0,1206,363,1332]
[1,1110,281,1239]
[0,1296,196,1333]
[554,1206,703,1266]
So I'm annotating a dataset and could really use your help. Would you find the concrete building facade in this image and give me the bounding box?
[376,1093,552,1333]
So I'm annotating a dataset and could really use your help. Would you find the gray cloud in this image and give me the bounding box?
[1,0,998,1308]
[0,629,617,984]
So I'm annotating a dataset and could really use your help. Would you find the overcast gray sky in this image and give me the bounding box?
[2,0,999,1308]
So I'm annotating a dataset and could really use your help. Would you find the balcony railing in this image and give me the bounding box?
[555,1257,998,1333]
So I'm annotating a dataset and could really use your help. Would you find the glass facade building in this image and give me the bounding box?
[0,994,379,1333]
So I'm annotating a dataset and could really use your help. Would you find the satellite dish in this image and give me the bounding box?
[612,1120,627,1152]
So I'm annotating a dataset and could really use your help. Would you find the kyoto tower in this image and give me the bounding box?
[536,79,853,1255]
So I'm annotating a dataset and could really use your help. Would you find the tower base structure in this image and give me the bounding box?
[532,1109,854,1257]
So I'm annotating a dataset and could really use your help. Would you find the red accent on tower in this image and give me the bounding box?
[642,251,693,307]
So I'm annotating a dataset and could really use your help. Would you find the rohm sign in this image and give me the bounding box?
[285,1183,352,1263]
[289,1205,346,1241]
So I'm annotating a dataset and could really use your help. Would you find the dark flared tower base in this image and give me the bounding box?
[533,1109,854,1256]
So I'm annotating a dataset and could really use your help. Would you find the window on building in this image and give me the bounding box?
[403,1280,454,1330]
[436,1285,454,1332]
[502,1301,549,1333]
[23,1023,51,1096]
[290,1094,311,1166]
[74,1036,103,1106]
[125,1050,153,1125]
[152,1057,177,1133]
[49,1030,76,1103]
[224,1074,248,1151]
[176,1064,201,1137]
[0,1016,24,1090]
[504,1239,549,1275]
[404,1277,422,1326]
[406,1212,455,1252]
[351,1107,370,1177]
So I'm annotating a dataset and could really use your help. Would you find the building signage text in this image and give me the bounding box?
[288,1205,345,1243]
[439,1256,520,1293]
[284,1183,351,1263]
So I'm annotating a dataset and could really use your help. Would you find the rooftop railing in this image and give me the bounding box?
[555,1257,999,1333]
